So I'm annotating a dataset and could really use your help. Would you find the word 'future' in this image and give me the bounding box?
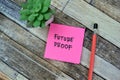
[54,34,74,50]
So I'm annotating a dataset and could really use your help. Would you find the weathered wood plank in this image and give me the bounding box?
[0,72,11,80]
[0,60,28,80]
[82,47,120,80]
[51,0,69,10]
[0,15,45,57]
[0,32,75,80]
[0,14,82,80]
[11,0,26,5]
[85,0,120,22]
[63,0,120,48]
[96,36,120,69]
[0,34,57,80]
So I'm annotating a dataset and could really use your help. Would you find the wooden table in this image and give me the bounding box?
[0,0,120,80]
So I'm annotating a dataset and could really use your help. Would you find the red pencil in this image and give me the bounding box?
[88,23,98,80]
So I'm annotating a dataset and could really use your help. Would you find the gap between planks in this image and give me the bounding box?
[51,0,70,11]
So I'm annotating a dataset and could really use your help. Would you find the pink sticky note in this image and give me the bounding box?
[44,23,85,64]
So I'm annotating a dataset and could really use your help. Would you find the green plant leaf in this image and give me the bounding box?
[20,9,30,15]
[43,0,51,7]
[35,0,42,4]
[28,15,35,21]
[37,14,43,21]
[27,5,33,9]
[43,12,52,20]
[41,7,48,13]
[26,0,34,10]
[20,0,53,28]
[41,0,51,13]
[20,15,28,20]
[50,9,55,14]
[27,0,33,4]
[35,4,42,12]
[28,14,38,21]
[40,21,46,28]
[21,3,27,9]
[33,20,41,27]
[30,9,35,13]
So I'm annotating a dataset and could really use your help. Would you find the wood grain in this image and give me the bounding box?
[0,14,79,80]
[53,7,120,70]
[0,19,74,80]
[11,0,26,5]
[0,15,104,80]
[63,0,120,48]
[1,16,119,80]
[0,61,28,80]
[85,0,120,22]
[0,11,103,80]
[0,72,10,80]
[81,47,120,80]
[0,11,117,80]
[51,0,69,10]
[0,33,57,80]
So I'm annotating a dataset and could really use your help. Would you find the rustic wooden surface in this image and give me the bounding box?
[0,0,120,80]
[0,60,28,80]
[0,13,103,80]
[85,0,120,22]
[63,0,120,48]
[0,31,57,80]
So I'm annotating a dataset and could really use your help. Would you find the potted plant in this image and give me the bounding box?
[20,0,54,28]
